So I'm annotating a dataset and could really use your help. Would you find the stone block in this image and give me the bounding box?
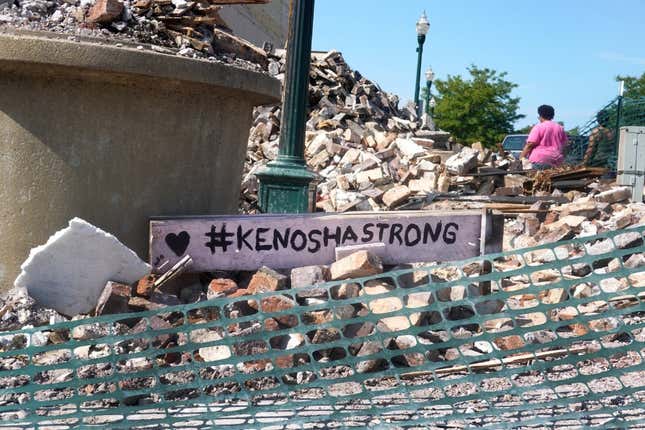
[192,329,231,363]
[368,297,403,314]
[339,148,361,165]
[355,341,387,373]
[409,173,436,193]
[445,147,478,175]
[290,265,330,289]
[594,187,631,204]
[247,266,287,294]
[336,174,352,191]
[625,253,645,268]
[355,167,385,184]
[306,133,332,156]
[332,283,361,299]
[257,295,297,327]
[14,218,151,316]
[504,174,528,188]
[395,138,425,158]
[330,251,383,281]
[382,185,411,208]
[87,0,123,23]
[406,292,434,308]
[494,335,525,351]
[541,288,568,304]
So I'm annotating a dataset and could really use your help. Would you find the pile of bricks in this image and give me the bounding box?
[0,0,269,64]
[241,50,527,214]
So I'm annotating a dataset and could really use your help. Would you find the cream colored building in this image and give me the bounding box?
[220,0,290,49]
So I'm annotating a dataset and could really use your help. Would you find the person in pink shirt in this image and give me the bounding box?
[520,105,568,169]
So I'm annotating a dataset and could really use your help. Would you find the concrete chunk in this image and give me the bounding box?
[382,185,411,208]
[395,138,425,159]
[594,187,631,204]
[14,218,151,316]
[290,265,330,289]
[330,251,383,281]
[445,147,478,175]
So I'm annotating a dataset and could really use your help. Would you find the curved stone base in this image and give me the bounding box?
[0,31,280,291]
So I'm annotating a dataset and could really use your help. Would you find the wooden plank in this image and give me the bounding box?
[149,211,502,273]
[400,345,590,379]
[212,27,268,67]
[436,195,569,205]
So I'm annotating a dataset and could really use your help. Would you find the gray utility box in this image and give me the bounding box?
[617,127,645,202]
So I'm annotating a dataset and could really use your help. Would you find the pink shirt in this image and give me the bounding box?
[527,120,568,166]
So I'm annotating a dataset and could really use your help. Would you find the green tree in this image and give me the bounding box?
[433,65,524,148]
[514,125,533,134]
[617,72,645,98]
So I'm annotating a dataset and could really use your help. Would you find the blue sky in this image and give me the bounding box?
[312,0,645,130]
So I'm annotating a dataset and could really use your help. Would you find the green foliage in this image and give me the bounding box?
[567,126,581,136]
[618,72,645,98]
[514,125,533,134]
[434,65,524,148]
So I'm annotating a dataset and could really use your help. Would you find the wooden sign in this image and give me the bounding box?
[149,210,502,273]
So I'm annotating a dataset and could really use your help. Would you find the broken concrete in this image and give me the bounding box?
[14,218,151,316]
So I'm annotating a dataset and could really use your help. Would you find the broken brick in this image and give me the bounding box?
[95,282,131,316]
[87,0,124,24]
[330,251,383,281]
[247,266,288,294]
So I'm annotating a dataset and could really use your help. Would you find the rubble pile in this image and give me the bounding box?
[0,183,644,411]
[241,50,529,213]
[1,225,643,405]
[0,0,269,67]
[504,186,644,250]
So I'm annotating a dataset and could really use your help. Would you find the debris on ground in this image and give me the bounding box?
[241,50,611,214]
[0,0,270,69]
[1,225,643,426]
[4,185,644,354]
[241,50,460,213]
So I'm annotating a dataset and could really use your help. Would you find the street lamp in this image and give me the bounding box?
[256,0,317,214]
[425,67,434,115]
[414,11,430,118]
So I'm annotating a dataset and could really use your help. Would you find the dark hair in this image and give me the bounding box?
[538,105,555,120]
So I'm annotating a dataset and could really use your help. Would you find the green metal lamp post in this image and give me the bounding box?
[413,11,430,118]
[256,0,317,214]
[424,67,434,115]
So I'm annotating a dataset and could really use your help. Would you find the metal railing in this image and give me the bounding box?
[567,96,645,169]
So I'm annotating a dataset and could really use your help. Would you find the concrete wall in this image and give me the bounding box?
[0,32,280,292]
[220,0,290,48]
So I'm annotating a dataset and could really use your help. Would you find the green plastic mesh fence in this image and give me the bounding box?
[567,96,645,168]
[2,226,645,429]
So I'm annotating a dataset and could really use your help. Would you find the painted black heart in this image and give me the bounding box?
[165,231,190,257]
